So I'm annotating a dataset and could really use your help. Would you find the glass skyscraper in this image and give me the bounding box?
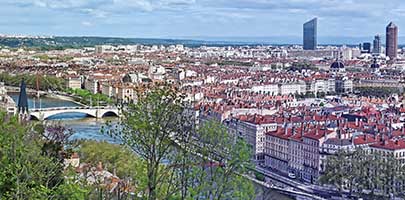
[303,18,317,50]
[373,35,381,54]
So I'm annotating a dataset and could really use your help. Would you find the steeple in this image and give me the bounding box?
[17,80,29,115]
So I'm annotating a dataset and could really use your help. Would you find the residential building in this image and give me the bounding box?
[65,76,82,90]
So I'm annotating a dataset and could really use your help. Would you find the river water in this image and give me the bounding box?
[10,94,117,142]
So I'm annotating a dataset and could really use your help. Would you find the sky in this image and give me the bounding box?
[1,0,405,40]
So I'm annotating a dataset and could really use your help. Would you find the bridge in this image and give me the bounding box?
[29,106,120,121]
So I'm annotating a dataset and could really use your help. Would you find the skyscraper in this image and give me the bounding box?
[386,22,398,60]
[373,35,381,54]
[303,18,317,50]
[362,42,371,53]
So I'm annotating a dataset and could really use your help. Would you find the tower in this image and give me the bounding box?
[386,22,398,60]
[17,80,29,120]
[303,18,317,50]
[373,35,381,54]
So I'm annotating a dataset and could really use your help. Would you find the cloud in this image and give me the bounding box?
[12,0,197,12]
[81,21,92,26]
[1,0,405,38]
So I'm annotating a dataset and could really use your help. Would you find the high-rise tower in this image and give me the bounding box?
[386,22,398,60]
[373,35,381,54]
[303,18,317,50]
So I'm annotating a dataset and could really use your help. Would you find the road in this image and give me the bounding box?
[255,166,343,199]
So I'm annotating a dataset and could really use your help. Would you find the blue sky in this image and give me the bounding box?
[1,0,404,39]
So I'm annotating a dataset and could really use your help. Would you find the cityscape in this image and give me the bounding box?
[1,1,405,200]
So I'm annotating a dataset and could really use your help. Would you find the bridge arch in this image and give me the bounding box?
[30,114,40,121]
[43,110,97,120]
[29,107,120,121]
[46,111,97,120]
[99,110,120,118]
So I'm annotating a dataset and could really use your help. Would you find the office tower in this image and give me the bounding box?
[373,35,381,54]
[303,18,317,50]
[386,22,398,60]
[363,42,371,53]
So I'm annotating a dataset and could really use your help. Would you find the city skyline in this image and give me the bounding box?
[1,0,405,40]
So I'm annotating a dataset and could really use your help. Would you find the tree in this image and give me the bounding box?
[186,120,255,200]
[320,149,349,195]
[108,86,185,200]
[107,86,256,200]
[0,113,86,199]
[320,148,405,199]
[77,140,148,193]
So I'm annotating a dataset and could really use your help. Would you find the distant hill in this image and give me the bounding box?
[1,35,405,48]
[0,36,258,49]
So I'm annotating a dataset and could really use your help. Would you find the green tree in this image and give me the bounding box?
[107,86,256,200]
[186,120,255,200]
[0,113,86,199]
[108,86,185,200]
[78,140,148,194]
[320,149,349,195]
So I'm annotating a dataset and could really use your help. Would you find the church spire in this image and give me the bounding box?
[17,80,29,115]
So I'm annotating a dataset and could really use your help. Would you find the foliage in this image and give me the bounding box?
[0,36,221,49]
[288,62,318,72]
[320,148,405,198]
[52,181,91,200]
[0,72,66,91]
[0,113,83,199]
[255,171,266,182]
[295,92,316,99]
[355,87,401,97]
[187,120,255,200]
[65,88,113,106]
[108,86,184,200]
[77,140,148,193]
[107,86,256,200]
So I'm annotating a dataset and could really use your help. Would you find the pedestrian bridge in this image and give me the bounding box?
[29,106,120,121]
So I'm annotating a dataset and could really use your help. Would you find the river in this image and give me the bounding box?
[10,93,117,142]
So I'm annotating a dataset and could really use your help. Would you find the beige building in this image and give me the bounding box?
[65,77,81,90]
[114,84,135,103]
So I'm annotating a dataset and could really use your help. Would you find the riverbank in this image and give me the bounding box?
[6,85,86,107]
[46,93,87,106]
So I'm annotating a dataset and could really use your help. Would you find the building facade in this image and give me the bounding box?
[303,18,318,50]
[373,35,382,54]
[386,22,398,60]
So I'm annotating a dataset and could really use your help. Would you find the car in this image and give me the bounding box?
[288,172,296,179]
